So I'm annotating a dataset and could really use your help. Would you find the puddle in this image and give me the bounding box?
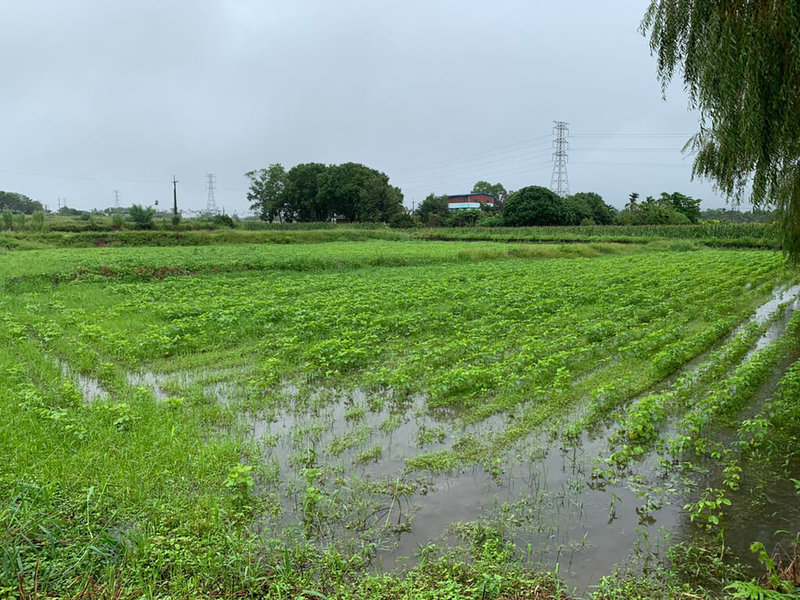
[747,283,800,328]
[743,283,800,359]
[249,387,461,476]
[244,384,683,592]
[55,357,247,406]
[59,360,108,402]
[126,370,171,400]
[126,367,245,404]
[378,435,682,593]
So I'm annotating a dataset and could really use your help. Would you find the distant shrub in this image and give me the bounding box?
[111,213,125,230]
[129,204,156,230]
[30,210,45,232]
[2,210,12,230]
[211,214,235,229]
[476,214,505,227]
[616,205,691,225]
[389,212,416,228]
[87,215,101,231]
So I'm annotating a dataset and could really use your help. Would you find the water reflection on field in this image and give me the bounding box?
[99,282,800,593]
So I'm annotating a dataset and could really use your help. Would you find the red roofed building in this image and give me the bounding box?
[447,193,495,210]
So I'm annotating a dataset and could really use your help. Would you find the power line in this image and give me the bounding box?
[397,147,554,184]
[570,160,688,167]
[571,147,686,153]
[571,132,693,138]
[0,167,165,183]
[391,133,552,177]
[400,159,554,194]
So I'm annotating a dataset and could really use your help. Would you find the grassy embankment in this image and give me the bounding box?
[0,221,779,251]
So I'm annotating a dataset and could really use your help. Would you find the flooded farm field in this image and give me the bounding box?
[2,241,799,598]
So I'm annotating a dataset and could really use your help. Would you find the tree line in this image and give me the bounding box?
[246,162,405,224]
[0,191,43,214]
[414,183,703,227]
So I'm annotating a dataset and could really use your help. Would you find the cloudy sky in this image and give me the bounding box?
[1,1,739,215]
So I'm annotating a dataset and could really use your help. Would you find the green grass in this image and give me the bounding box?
[0,226,411,250]
[411,222,779,248]
[0,238,797,598]
[1,221,779,252]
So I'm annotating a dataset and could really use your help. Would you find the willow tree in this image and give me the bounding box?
[642,1,800,259]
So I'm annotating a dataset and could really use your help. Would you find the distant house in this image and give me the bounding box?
[447,193,495,210]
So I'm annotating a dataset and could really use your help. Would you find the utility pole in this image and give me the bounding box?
[172,175,179,215]
[206,173,217,215]
[550,121,570,197]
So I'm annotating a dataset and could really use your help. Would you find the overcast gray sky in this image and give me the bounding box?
[1,0,739,215]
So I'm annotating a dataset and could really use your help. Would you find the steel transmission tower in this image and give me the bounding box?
[206,173,218,214]
[550,121,570,197]
[113,190,120,209]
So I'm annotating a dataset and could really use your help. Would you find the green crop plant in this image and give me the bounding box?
[1,236,798,597]
[685,487,731,533]
[225,464,255,512]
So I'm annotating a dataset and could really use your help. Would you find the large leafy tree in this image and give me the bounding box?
[246,161,403,223]
[564,192,616,225]
[503,186,569,226]
[0,191,43,214]
[659,191,701,223]
[616,198,690,225]
[471,181,508,209]
[284,162,328,222]
[564,194,593,225]
[245,163,287,222]
[317,162,404,222]
[642,1,800,257]
[415,193,450,226]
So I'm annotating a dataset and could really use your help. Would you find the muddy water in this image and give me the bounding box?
[126,368,244,404]
[243,383,682,592]
[61,282,799,592]
[59,360,108,402]
[250,389,456,476]
[674,320,800,574]
[380,438,682,592]
[233,282,800,593]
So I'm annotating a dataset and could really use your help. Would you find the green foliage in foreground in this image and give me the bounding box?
[0,240,797,598]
